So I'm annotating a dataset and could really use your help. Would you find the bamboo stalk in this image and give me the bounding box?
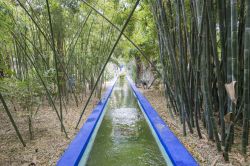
[0,93,26,147]
[15,0,79,106]
[75,0,141,129]
[242,0,250,155]
[45,0,64,132]
[81,0,161,77]
[12,32,68,138]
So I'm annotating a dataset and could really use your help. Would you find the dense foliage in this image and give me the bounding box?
[151,0,249,160]
[0,0,158,148]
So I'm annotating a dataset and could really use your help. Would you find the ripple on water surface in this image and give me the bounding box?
[85,79,167,166]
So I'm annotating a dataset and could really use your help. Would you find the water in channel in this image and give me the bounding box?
[85,77,167,166]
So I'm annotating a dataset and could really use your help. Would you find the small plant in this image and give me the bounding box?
[1,75,43,140]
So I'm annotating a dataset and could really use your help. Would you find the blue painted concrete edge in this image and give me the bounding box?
[57,77,117,166]
[127,77,199,166]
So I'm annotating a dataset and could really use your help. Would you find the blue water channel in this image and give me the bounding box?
[79,77,169,166]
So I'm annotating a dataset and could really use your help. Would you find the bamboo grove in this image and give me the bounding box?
[0,0,158,154]
[0,1,121,142]
[151,0,250,161]
[1,0,250,163]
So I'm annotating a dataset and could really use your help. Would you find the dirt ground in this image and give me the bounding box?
[0,94,99,166]
[1,86,250,166]
[139,87,250,166]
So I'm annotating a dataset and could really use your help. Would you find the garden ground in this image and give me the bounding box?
[0,86,249,166]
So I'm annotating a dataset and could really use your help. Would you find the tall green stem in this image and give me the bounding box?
[75,0,141,128]
[0,93,26,147]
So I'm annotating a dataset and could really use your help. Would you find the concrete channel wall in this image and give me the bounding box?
[57,78,117,166]
[127,76,198,166]
[57,76,198,166]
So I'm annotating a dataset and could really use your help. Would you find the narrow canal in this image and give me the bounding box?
[83,77,167,166]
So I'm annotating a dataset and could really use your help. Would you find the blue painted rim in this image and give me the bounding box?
[127,76,199,166]
[57,78,117,166]
[57,76,198,166]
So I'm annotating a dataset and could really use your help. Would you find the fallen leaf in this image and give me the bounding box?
[225,81,237,104]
